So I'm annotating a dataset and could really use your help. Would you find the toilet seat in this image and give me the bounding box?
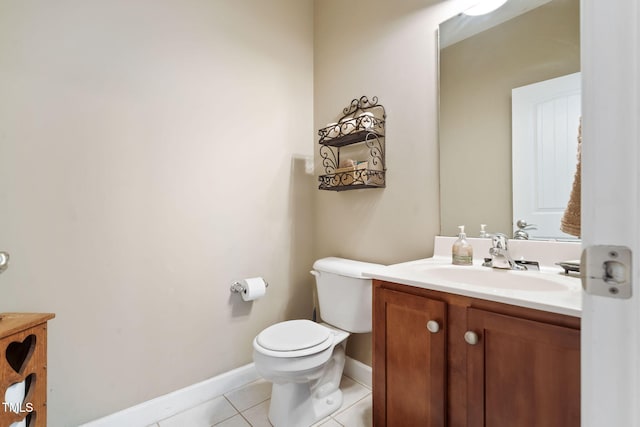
[254,320,333,358]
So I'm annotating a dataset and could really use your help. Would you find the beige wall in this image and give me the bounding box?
[313,0,473,365]
[439,0,580,237]
[0,1,314,425]
[0,0,534,423]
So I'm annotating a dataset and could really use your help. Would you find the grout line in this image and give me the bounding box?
[343,374,372,392]
[223,395,242,413]
[241,397,271,412]
[211,404,241,427]
[239,400,273,427]
[332,391,373,420]
[237,411,253,427]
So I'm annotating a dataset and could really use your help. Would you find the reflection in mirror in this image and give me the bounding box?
[512,72,581,239]
[438,0,580,240]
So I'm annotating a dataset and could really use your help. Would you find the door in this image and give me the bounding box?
[466,308,580,427]
[512,72,581,240]
[373,287,446,426]
[581,1,640,426]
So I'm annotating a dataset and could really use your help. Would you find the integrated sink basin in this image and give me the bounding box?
[419,265,573,292]
[363,237,583,316]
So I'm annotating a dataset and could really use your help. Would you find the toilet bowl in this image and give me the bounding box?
[253,320,349,427]
[252,257,383,427]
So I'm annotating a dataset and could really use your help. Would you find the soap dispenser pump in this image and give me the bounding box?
[452,225,473,266]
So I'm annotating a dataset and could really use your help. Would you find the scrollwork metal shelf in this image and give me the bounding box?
[318,96,386,191]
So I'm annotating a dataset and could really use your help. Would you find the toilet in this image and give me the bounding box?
[252,257,383,427]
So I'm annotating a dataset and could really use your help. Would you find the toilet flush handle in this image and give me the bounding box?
[310,270,319,277]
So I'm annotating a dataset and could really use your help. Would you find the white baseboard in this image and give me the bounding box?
[343,356,372,389]
[79,356,372,426]
[79,363,260,427]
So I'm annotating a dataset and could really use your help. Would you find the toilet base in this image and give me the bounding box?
[268,382,343,427]
[266,339,347,427]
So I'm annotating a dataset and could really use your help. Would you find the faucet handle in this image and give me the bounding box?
[516,219,537,230]
[491,233,509,249]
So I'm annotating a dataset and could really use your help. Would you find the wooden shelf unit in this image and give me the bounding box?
[1,313,55,427]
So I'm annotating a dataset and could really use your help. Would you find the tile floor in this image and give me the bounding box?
[148,375,372,427]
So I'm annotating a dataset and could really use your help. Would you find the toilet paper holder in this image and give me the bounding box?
[230,279,269,294]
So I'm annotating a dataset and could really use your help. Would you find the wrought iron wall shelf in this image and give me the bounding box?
[318,96,386,191]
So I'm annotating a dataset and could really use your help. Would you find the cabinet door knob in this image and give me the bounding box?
[426,320,440,333]
[464,331,479,345]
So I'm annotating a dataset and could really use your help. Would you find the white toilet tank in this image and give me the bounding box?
[312,257,384,333]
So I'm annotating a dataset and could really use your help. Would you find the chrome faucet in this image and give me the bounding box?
[484,233,525,270]
[513,219,537,240]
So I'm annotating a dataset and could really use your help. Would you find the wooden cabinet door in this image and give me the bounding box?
[373,288,446,427]
[466,308,580,427]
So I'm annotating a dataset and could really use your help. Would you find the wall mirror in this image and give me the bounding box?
[438,0,580,240]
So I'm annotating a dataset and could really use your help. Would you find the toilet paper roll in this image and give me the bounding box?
[241,277,267,301]
[5,380,25,405]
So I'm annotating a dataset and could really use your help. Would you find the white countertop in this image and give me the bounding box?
[364,237,583,317]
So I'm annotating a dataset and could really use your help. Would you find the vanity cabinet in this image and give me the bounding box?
[374,288,446,425]
[373,280,580,427]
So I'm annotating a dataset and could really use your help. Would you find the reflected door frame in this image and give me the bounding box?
[512,72,581,240]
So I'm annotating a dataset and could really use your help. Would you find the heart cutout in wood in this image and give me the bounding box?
[26,411,36,427]
[5,334,36,374]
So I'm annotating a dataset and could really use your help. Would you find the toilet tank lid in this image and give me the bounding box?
[312,257,384,279]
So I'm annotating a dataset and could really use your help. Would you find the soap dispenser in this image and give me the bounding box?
[452,225,473,266]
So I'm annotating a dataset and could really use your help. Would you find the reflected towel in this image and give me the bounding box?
[560,118,582,237]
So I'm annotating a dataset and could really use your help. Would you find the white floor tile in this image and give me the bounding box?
[151,374,370,427]
[334,395,372,427]
[214,414,252,427]
[240,399,273,427]
[158,395,238,427]
[225,378,273,412]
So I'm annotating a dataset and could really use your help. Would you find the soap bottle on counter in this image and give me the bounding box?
[452,225,473,266]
